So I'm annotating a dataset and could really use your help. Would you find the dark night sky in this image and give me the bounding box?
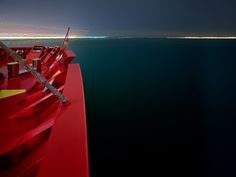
[0,0,236,36]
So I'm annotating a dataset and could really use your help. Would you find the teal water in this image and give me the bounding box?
[5,39,236,177]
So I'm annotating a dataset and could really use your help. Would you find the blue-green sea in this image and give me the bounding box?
[5,39,236,177]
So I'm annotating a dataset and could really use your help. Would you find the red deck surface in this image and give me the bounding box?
[37,64,89,177]
[0,46,72,157]
[0,45,89,177]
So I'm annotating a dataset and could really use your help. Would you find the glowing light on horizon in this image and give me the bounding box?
[167,37,236,40]
[0,35,108,40]
[0,36,77,40]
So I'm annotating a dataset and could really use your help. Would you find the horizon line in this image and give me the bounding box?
[0,35,109,40]
[1,36,236,40]
[167,36,236,40]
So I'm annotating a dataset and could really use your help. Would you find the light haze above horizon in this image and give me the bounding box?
[0,0,236,37]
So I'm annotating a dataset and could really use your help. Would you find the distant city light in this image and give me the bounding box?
[0,34,108,40]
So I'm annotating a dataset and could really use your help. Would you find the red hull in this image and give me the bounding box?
[0,45,89,177]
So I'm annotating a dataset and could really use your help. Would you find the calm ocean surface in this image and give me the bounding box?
[5,39,236,177]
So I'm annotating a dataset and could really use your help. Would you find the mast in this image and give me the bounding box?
[62,27,70,50]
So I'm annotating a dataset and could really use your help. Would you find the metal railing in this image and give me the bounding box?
[0,41,68,104]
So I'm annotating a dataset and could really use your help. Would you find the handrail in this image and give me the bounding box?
[0,41,68,104]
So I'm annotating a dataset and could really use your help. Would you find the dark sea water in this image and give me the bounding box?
[5,39,236,177]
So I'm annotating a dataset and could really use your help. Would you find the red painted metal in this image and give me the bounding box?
[0,42,88,177]
[37,64,89,177]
